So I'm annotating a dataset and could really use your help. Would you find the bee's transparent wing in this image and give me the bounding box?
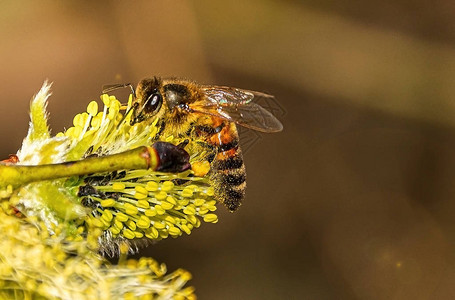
[213,102,283,132]
[202,86,254,105]
[193,87,283,132]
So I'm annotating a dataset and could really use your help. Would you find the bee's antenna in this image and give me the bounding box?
[102,83,138,128]
[102,83,136,98]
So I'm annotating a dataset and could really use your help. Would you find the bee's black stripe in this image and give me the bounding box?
[218,139,239,152]
[227,188,243,200]
[224,188,244,212]
[206,153,216,163]
[215,155,243,170]
[220,173,246,186]
[195,124,224,135]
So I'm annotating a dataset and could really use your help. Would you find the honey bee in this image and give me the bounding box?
[109,77,283,212]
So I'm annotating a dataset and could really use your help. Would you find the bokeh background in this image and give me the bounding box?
[1,1,455,299]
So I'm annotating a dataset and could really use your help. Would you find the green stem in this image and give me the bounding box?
[0,146,156,190]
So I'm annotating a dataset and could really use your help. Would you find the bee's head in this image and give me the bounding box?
[130,77,165,125]
[132,78,192,125]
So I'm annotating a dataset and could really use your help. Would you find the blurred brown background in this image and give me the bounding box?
[1,1,455,299]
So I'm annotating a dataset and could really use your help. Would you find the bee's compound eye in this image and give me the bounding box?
[144,92,162,114]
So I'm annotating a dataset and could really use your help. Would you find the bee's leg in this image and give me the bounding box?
[177,139,189,149]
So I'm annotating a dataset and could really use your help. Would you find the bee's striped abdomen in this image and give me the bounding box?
[207,122,247,212]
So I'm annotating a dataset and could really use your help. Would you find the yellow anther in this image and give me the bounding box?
[203,214,218,223]
[115,212,129,222]
[166,196,177,205]
[193,198,206,206]
[112,182,126,191]
[108,106,117,120]
[146,181,159,192]
[144,208,157,217]
[187,215,197,225]
[155,205,165,215]
[164,215,176,224]
[101,210,113,222]
[134,231,144,238]
[123,228,135,239]
[101,94,110,106]
[91,114,102,129]
[181,224,191,235]
[180,271,193,282]
[168,226,181,236]
[91,218,104,228]
[114,220,124,230]
[153,221,165,230]
[135,185,148,195]
[155,191,167,201]
[145,227,159,239]
[65,127,75,137]
[100,199,116,207]
[136,216,151,229]
[181,187,194,198]
[198,208,209,215]
[73,113,83,127]
[134,192,148,200]
[179,199,190,206]
[109,226,120,235]
[87,101,98,116]
[161,181,175,191]
[137,199,150,209]
[205,187,215,196]
[187,184,199,192]
[124,203,138,215]
[161,201,174,210]
[125,219,137,231]
[183,206,196,215]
